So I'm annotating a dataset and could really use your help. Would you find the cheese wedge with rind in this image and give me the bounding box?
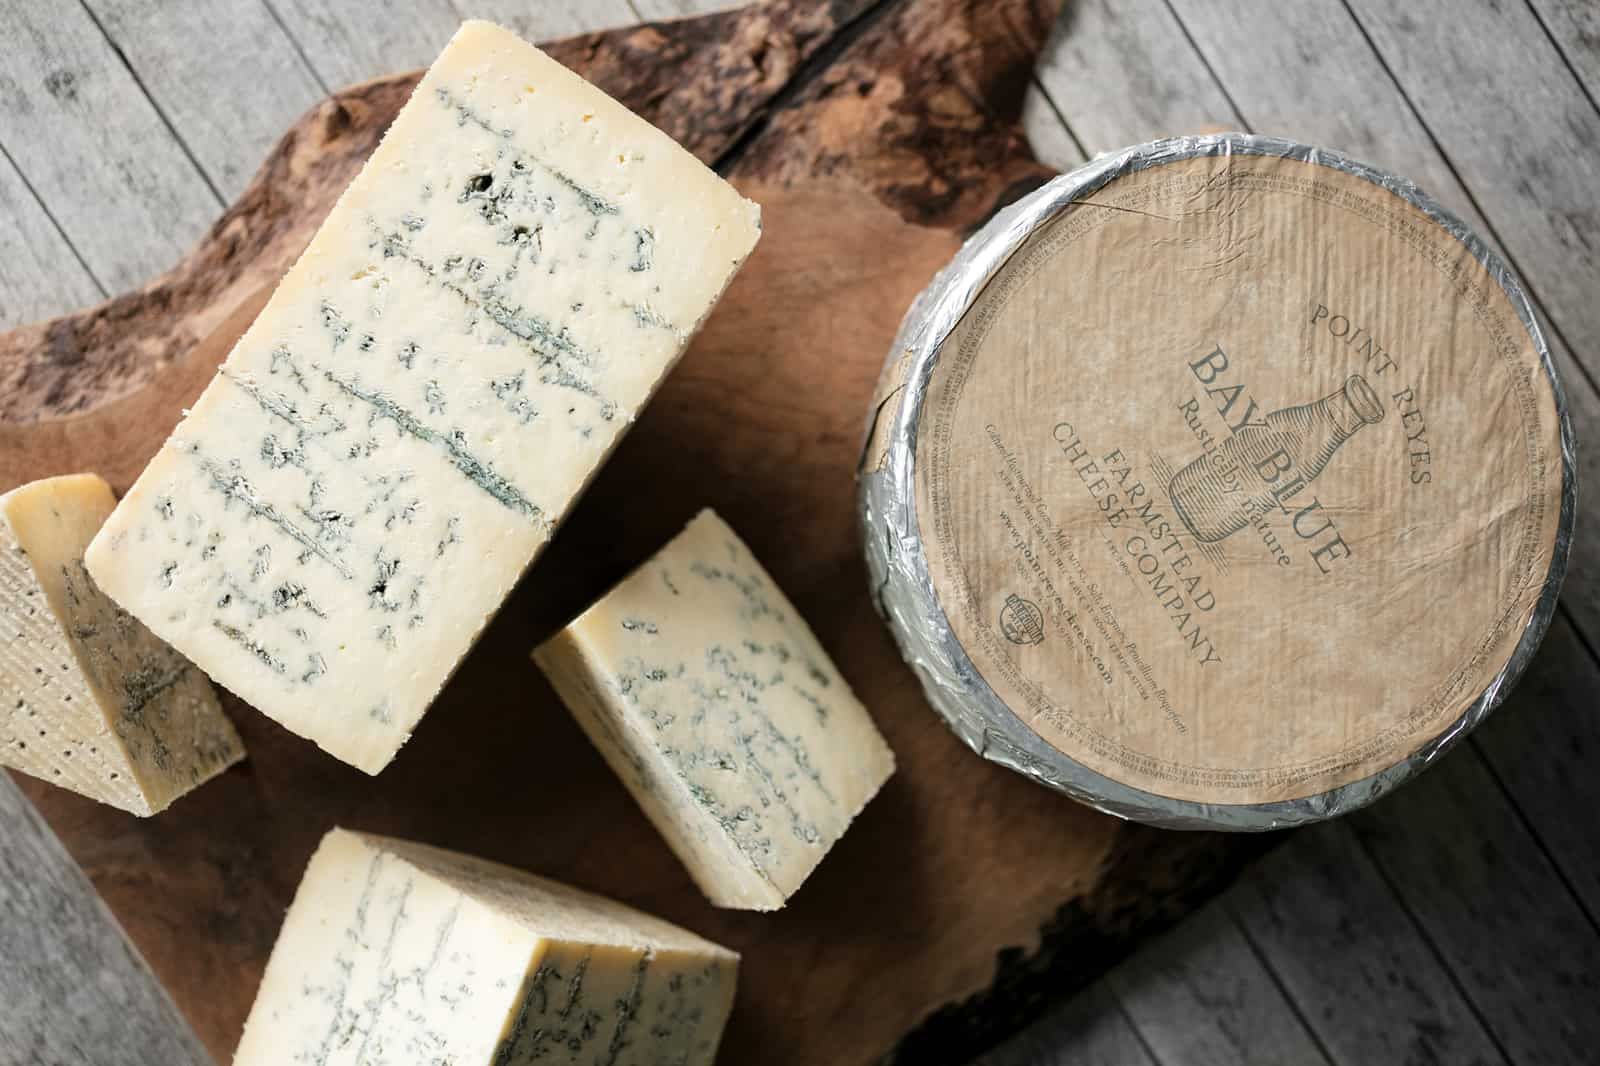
[535,509,896,910]
[0,474,242,815]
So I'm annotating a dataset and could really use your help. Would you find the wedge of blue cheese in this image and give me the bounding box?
[82,21,761,774]
[235,828,737,1066]
[534,509,896,911]
[0,474,242,815]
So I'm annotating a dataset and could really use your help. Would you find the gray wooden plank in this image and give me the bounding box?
[262,0,461,89]
[0,774,213,1066]
[1022,80,1088,173]
[1342,0,1600,395]
[1032,0,1241,155]
[82,0,324,200]
[1227,822,1507,1066]
[449,0,639,41]
[1474,613,1600,923]
[973,982,1157,1066]
[1108,901,1332,1066]
[266,0,652,93]
[0,0,219,294]
[1164,0,1456,172]
[1530,0,1600,104]
[0,145,104,327]
[1349,748,1600,1063]
[1163,0,1600,653]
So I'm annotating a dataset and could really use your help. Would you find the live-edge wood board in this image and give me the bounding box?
[0,1,1267,1062]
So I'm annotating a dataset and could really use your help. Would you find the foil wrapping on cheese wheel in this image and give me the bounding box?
[858,133,1575,830]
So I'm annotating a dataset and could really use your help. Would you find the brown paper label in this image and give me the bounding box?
[915,152,1563,805]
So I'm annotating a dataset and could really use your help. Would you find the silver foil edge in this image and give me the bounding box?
[857,132,1577,831]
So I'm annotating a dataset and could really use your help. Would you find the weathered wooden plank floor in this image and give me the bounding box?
[2,1,1596,1064]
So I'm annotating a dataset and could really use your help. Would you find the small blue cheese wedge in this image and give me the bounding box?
[0,474,242,815]
[534,509,896,911]
[83,21,761,774]
[234,828,737,1066]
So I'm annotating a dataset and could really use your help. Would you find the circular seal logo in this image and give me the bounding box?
[999,594,1045,646]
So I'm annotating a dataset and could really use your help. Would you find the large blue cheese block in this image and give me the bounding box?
[84,21,761,773]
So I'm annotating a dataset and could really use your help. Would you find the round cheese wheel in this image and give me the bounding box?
[859,134,1574,829]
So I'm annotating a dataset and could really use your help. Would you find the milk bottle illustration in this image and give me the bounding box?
[1168,375,1385,543]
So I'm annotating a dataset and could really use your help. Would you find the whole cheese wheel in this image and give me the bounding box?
[859,134,1574,829]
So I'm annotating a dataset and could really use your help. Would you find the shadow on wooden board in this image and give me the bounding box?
[0,1,1272,1063]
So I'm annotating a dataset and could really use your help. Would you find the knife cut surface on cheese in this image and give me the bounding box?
[234,827,737,1066]
[0,474,243,816]
[534,509,896,910]
[83,20,762,774]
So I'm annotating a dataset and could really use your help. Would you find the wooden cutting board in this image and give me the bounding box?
[0,1,1268,1062]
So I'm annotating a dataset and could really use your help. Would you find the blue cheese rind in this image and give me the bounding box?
[83,20,762,774]
[234,828,738,1066]
[534,509,896,910]
[0,474,243,815]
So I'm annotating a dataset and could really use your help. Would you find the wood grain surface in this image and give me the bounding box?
[80,0,326,200]
[1107,903,1331,1066]
[0,0,219,293]
[974,982,1157,1066]
[0,1,1267,1063]
[1226,822,1504,1065]
[0,776,211,1066]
